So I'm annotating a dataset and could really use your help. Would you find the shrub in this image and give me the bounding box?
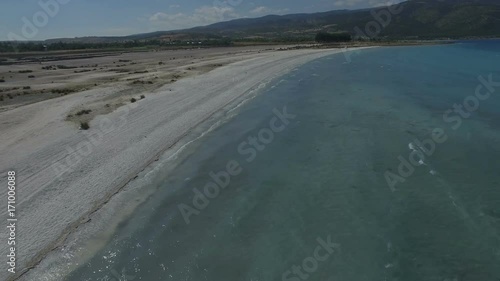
[0,79,5,83]
[52,88,76,95]
[56,65,76,70]
[18,70,33,73]
[130,98,137,103]
[80,122,90,130]
[76,109,92,116]
[0,96,3,101]
[140,95,145,99]
[23,86,31,90]
[28,75,35,78]
[315,32,352,43]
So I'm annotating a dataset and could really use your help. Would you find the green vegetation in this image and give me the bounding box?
[315,32,352,43]
[76,109,92,116]
[56,65,77,69]
[80,122,90,130]
[0,38,233,53]
[52,88,77,95]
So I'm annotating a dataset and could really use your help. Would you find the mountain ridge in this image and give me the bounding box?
[35,0,500,43]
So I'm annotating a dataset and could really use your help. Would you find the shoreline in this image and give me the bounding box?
[0,47,367,280]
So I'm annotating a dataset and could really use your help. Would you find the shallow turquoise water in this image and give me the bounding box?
[68,41,500,281]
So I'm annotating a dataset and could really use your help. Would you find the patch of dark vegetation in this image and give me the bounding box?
[315,32,352,43]
[0,79,5,83]
[132,80,153,85]
[51,88,77,95]
[133,70,149,74]
[42,65,57,70]
[23,86,31,90]
[140,95,145,99]
[28,75,35,78]
[109,68,131,73]
[74,69,91,73]
[57,65,77,69]
[80,122,90,130]
[0,95,3,101]
[18,70,33,73]
[119,59,131,62]
[76,109,92,116]
[130,98,137,103]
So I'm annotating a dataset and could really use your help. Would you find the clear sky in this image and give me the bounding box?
[0,0,404,41]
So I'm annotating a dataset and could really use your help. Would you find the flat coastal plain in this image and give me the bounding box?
[0,45,352,280]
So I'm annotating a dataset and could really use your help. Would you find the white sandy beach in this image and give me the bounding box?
[0,47,352,280]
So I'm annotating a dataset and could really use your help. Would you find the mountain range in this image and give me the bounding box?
[45,0,500,44]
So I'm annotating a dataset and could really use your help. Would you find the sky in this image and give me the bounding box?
[0,0,404,41]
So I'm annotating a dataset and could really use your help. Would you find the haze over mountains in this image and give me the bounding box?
[44,0,500,43]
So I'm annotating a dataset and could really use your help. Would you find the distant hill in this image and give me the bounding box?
[44,0,500,44]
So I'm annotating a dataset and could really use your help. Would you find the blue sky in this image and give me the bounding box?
[0,0,404,41]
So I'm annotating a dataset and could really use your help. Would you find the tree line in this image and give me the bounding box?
[315,32,352,43]
[0,39,233,53]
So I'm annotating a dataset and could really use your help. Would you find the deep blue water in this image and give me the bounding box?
[66,41,500,281]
